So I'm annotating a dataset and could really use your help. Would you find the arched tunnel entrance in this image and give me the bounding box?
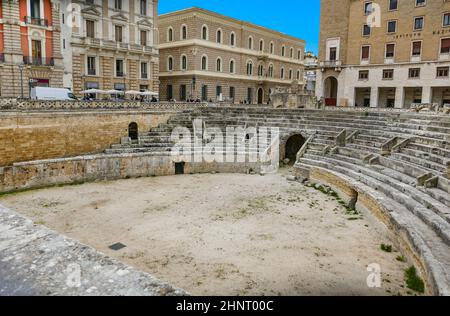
[283,134,305,164]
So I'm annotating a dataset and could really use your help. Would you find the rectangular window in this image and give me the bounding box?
[115,25,123,42]
[415,0,426,7]
[30,0,41,18]
[408,68,420,79]
[441,38,450,54]
[140,62,148,79]
[414,17,424,31]
[361,46,370,60]
[140,30,147,46]
[387,20,397,33]
[444,13,450,27]
[364,2,372,15]
[362,24,371,36]
[140,0,147,15]
[87,56,96,76]
[437,67,449,78]
[329,47,337,61]
[389,0,398,10]
[116,60,124,77]
[382,69,394,80]
[358,70,369,80]
[115,0,122,10]
[86,20,95,38]
[385,44,395,58]
[412,41,422,56]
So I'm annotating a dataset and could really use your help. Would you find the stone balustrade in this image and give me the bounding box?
[0,99,210,111]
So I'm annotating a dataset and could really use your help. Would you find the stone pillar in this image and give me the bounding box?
[422,86,432,104]
[394,87,405,108]
[370,87,379,108]
[347,86,356,107]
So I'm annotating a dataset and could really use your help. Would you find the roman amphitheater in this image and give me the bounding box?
[0,100,449,296]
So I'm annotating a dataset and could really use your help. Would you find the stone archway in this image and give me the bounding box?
[128,122,138,141]
[281,133,306,164]
[324,76,338,106]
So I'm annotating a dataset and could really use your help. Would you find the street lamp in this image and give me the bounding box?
[18,64,24,99]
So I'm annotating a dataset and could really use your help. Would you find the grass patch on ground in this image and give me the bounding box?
[404,266,425,294]
[306,183,362,220]
[380,243,393,253]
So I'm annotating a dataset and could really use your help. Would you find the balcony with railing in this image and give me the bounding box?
[87,68,96,76]
[24,16,49,27]
[319,60,342,68]
[23,56,55,66]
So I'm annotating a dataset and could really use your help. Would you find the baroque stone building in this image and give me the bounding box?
[0,0,64,98]
[60,0,159,95]
[158,7,305,104]
[316,0,450,108]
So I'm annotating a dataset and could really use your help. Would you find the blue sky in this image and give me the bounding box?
[158,0,321,54]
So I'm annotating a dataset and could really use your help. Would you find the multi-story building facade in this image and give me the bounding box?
[304,51,318,93]
[60,0,159,95]
[0,0,64,97]
[158,7,305,104]
[316,0,450,108]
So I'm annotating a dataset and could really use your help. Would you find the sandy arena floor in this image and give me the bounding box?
[0,170,415,296]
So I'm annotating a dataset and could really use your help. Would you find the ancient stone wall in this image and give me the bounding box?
[0,109,176,166]
[0,153,264,194]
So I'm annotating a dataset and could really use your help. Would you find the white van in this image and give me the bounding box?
[30,87,77,101]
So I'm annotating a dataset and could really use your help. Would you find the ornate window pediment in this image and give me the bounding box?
[111,13,128,22]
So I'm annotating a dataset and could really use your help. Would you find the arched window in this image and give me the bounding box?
[248,36,253,50]
[181,25,187,40]
[268,64,274,77]
[296,70,301,80]
[281,45,286,57]
[167,56,173,71]
[258,64,264,76]
[167,27,173,42]
[259,39,264,52]
[297,50,302,60]
[280,67,285,79]
[290,47,294,58]
[181,55,187,71]
[216,57,222,72]
[270,42,274,54]
[216,29,222,43]
[201,55,208,70]
[229,59,235,73]
[230,32,235,46]
[246,60,253,76]
[289,69,293,80]
[202,25,208,40]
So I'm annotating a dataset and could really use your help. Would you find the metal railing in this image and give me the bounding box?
[23,56,55,66]
[24,16,48,27]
